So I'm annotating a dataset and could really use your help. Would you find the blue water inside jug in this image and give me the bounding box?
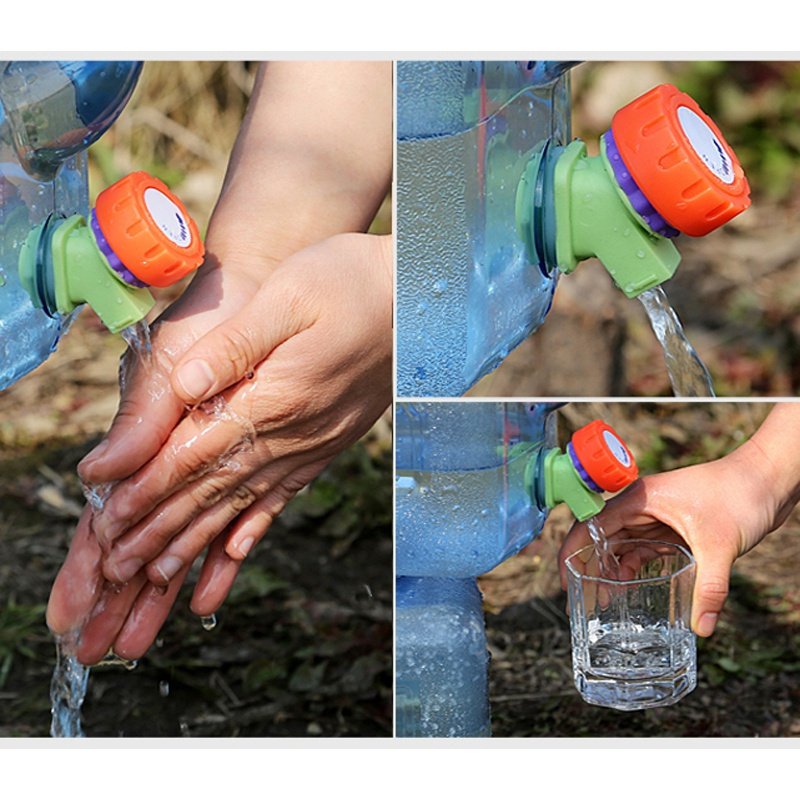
[395,401,557,577]
[395,576,490,738]
[396,61,572,398]
[0,61,141,391]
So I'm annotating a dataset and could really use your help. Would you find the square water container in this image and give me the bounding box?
[396,61,572,397]
[396,402,557,577]
[395,576,490,738]
[0,61,140,389]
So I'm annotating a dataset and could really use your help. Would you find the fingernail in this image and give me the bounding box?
[175,359,215,400]
[79,440,109,472]
[697,612,719,637]
[237,536,255,558]
[93,517,124,549]
[154,555,183,583]
[109,556,143,584]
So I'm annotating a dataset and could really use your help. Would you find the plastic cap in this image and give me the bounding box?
[570,421,638,493]
[611,84,750,237]
[94,171,204,287]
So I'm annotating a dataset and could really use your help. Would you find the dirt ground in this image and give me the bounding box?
[479,403,800,737]
[0,317,392,738]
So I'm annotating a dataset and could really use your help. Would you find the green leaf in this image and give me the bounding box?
[717,656,741,673]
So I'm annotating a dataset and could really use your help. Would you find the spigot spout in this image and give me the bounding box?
[554,139,681,298]
[17,171,203,335]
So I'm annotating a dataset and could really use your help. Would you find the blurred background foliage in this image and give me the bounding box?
[88,61,391,237]
[573,60,800,204]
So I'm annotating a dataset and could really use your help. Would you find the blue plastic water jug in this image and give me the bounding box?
[396,61,573,397]
[397,66,753,400]
[395,576,490,738]
[0,61,141,390]
[396,401,557,577]
[395,401,639,737]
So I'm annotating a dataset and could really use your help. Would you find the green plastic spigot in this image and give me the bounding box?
[18,214,155,334]
[517,84,750,299]
[528,420,639,522]
[553,139,680,298]
[17,171,204,335]
[540,446,606,522]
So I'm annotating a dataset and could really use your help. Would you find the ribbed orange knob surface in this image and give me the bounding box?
[94,171,204,287]
[611,84,750,236]
[571,421,638,493]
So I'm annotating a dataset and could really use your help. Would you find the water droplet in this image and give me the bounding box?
[200,614,217,631]
[357,583,373,601]
[636,250,645,259]
[159,680,170,697]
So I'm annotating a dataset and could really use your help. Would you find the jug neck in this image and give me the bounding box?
[0,61,142,181]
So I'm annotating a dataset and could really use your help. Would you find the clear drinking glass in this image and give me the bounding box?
[565,538,697,711]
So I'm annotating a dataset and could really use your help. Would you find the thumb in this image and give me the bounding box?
[691,544,736,637]
[171,284,312,404]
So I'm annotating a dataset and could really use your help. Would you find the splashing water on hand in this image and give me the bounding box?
[54,320,258,736]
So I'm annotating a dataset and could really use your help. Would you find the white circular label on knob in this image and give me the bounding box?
[144,188,192,248]
[603,430,631,466]
[677,106,735,185]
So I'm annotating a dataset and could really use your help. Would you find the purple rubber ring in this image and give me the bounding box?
[602,129,679,239]
[90,210,148,288]
[567,441,603,494]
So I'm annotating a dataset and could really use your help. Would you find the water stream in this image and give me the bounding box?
[50,321,154,737]
[638,286,715,398]
[50,634,90,738]
[120,319,152,362]
[586,516,630,652]
[586,517,620,578]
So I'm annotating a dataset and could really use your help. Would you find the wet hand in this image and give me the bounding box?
[82,233,391,588]
[47,509,251,664]
[557,446,783,638]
